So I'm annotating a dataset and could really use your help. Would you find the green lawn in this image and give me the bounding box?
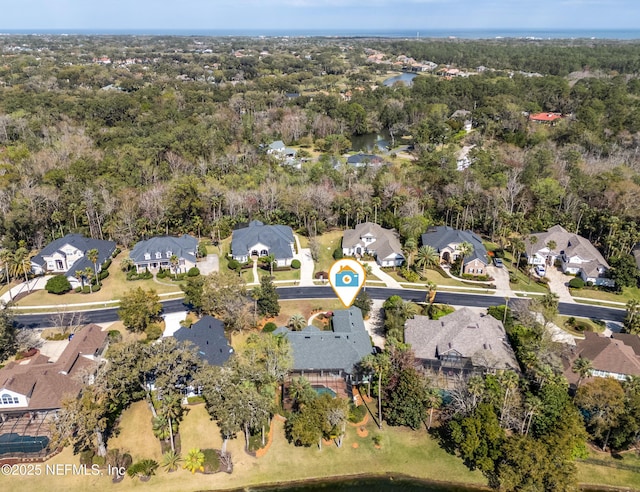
[108,400,162,462]
[313,229,344,275]
[570,285,640,304]
[15,250,181,307]
[508,267,550,294]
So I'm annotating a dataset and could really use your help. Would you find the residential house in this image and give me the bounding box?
[563,332,640,388]
[173,316,233,366]
[274,307,373,396]
[342,222,405,267]
[231,220,295,267]
[524,225,613,287]
[405,308,519,381]
[0,324,108,421]
[129,235,198,273]
[528,112,563,124]
[30,234,116,288]
[420,226,488,276]
[266,140,298,167]
[345,153,386,168]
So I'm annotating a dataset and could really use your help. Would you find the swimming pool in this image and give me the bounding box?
[312,385,337,397]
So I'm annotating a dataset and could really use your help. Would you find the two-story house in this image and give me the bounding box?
[420,226,489,276]
[341,222,405,267]
[231,220,295,267]
[129,235,198,273]
[524,225,613,287]
[30,234,116,288]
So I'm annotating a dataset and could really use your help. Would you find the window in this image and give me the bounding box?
[166,251,172,258]
[155,252,162,259]
[144,253,151,260]
[1,394,16,405]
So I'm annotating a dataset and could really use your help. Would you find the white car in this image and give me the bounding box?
[535,265,546,277]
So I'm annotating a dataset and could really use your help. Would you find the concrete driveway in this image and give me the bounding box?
[543,266,575,303]
[487,264,512,296]
[295,235,315,287]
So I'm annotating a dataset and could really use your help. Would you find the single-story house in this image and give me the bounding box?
[274,307,373,394]
[173,316,233,366]
[563,332,640,388]
[346,154,386,168]
[528,112,563,124]
[342,222,405,267]
[0,324,108,420]
[405,308,519,381]
[231,220,295,267]
[524,225,613,287]
[420,226,488,276]
[31,234,117,288]
[129,235,197,273]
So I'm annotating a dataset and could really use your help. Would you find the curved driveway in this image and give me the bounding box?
[14,286,625,329]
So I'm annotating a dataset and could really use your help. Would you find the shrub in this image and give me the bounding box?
[228,259,240,271]
[156,269,169,279]
[82,286,91,294]
[291,259,301,269]
[80,450,95,465]
[74,286,82,293]
[93,455,106,467]
[197,243,208,258]
[187,396,205,405]
[45,274,72,294]
[112,248,121,257]
[108,330,123,343]
[586,280,594,287]
[187,267,200,277]
[92,285,101,292]
[398,267,420,282]
[99,270,109,280]
[332,248,344,260]
[101,259,112,270]
[372,434,382,446]
[201,449,220,474]
[145,323,163,341]
[262,322,278,333]
[174,273,186,281]
[348,403,367,423]
[568,277,585,289]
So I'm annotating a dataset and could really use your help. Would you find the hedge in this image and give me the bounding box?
[291,259,301,269]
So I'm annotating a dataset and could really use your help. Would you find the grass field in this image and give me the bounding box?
[313,230,344,275]
[570,285,640,304]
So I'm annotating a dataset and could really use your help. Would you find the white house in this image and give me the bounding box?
[231,220,295,267]
[525,225,614,287]
[30,234,116,288]
[342,222,405,267]
[267,140,299,168]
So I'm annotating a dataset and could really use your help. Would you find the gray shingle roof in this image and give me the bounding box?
[405,308,519,371]
[31,234,116,276]
[173,316,233,366]
[129,235,197,264]
[231,221,295,261]
[342,222,404,261]
[420,226,488,266]
[274,307,372,373]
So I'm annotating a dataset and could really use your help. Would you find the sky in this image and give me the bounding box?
[1,0,639,33]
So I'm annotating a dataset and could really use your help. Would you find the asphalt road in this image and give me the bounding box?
[14,286,625,329]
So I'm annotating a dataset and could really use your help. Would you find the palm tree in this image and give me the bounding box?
[83,267,94,293]
[120,257,134,273]
[0,250,13,300]
[127,459,158,481]
[415,245,439,276]
[152,415,170,441]
[361,352,390,429]
[498,370,519,425]
[288,376,314,409]
[403,237,417,268]
[87,248,100,286]
[161,450,182,473]
[75,270,85,289]
[572,356,593,388]
[169,254,180,280]
[288,313,307,331]
[11,247,33,292]
[457,241,474,276]
[160,392,183,453]
[546,240,557,266]
[426,281,437,304]
[262,253,275,276]
[183,448,205,474]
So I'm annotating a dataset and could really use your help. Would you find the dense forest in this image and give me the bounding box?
[1,35,640,276]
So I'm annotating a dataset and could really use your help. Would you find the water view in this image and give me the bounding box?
[350,130,391,152]
[383,72,418,87]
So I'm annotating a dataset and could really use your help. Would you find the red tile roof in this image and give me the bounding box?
[529,112,563,122]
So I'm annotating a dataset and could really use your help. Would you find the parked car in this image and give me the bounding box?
[535,265,546,277]
[493,258,504,268]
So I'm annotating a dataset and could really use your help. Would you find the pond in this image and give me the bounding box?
[350,129,391,152]
[382,72,418,87]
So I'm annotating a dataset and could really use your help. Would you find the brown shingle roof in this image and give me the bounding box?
[0,325,107,412]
